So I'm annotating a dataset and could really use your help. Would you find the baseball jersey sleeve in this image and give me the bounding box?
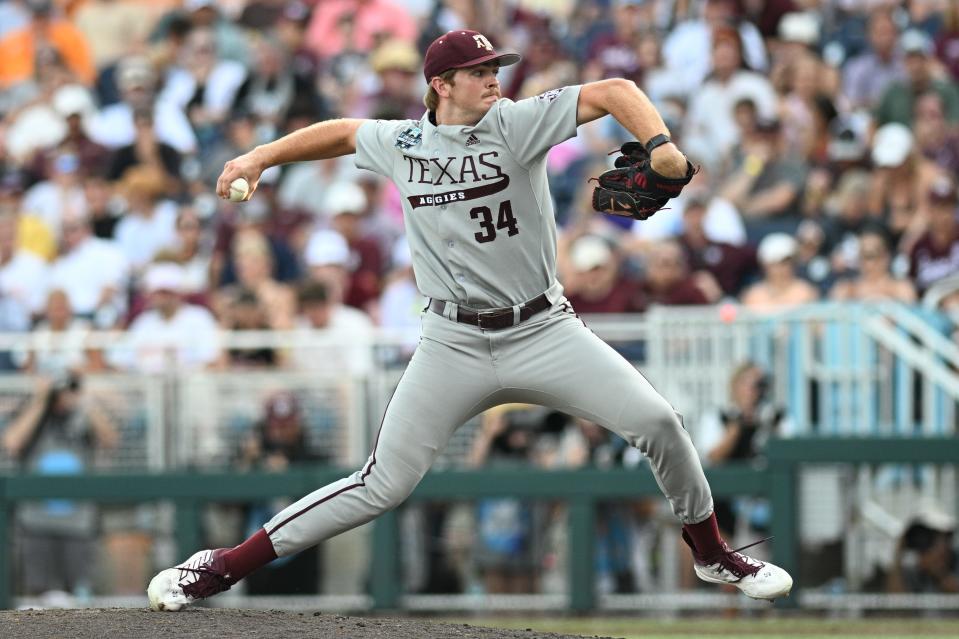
[354,119,419,177]
[496,85,582,168]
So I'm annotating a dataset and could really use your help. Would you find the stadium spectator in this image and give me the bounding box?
[663,0,769,94]
[47,212,129,328]
[220,288,279,370]
[468,405,546,594]
[683,25,777,170]
[0,0,95,91]
[830,225,916,303]
[73,0,155,71]
[28,84,108,182]
[234,34,312,134]
[106,109,183,182]
[820,169,875,276]
[695,361,789,594]
[87,55,197,155]
[212,169,303,288]
[364,39,425,120]
[678,195,758,298]
[790,218,836,296]
[741,233,819,311]
[235,391,324,595]
[161,27,247,154]
[887,504,959,594]
[203,110,261,188]
[304,0,417,61]
[937,2,959,82]
[0,210,48,323]
[720,117,809,240]
[0,172,56,262]
[840,7,905,110]
[377,237,424,356]
[14,289,106,375]
[151,0,250,67]
[876,29,959,127]
[908,176,959,297]
[286,279,374,375]
[153,206,213,300]
[325,181,384,312]
[777,51,833,160]
[304,228,353,306]
[3,372,118,599]
[113,165,179,272]
[231,167,312,258]
[581,0,646,87]
[561,234,643,313]
[637,239,713,309]
[215,228,297,330]
[913,89,959,178]
[114,262,220,373]
[278,155,363,219]
[22,151,88,240]
[867,122,946,253]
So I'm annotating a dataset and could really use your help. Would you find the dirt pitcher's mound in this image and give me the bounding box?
[0,608,621,639]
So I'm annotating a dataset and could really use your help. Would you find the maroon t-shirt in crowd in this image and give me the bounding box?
[638,277,710,311]
[344,237,384,311]
[908,232,959,293]
[679,237,759,296]
[565,276,644,314]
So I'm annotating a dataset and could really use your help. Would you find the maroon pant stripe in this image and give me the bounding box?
[266,373,400,536]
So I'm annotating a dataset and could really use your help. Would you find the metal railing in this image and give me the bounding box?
[0,438,957,611]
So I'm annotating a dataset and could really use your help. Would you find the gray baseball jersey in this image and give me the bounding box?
[354,86,579,308]
[262,89,714,558]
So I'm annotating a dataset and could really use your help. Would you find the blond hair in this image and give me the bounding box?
[423,69,457,111]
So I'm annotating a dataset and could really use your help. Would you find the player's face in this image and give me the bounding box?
[450,63,501,115]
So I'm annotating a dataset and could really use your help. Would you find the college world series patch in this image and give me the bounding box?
[536,88,565,103]
[395,125,423,150]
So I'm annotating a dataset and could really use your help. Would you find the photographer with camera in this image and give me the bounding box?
[697,362,790,541]
[887,504,959,594]
[1,372,119,599]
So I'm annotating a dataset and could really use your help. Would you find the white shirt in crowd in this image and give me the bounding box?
[684,70,778,167]
[631,195,747,246]
[113,200,179,269]
[115,304,221,373]
[87,98,198,154]
[22,181,88,239]
[291,305,375,376]
[11,318,93,375]
[48,237,129,317]
[0,249,49,316]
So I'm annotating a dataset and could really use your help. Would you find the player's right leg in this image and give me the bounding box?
[149,312,501,610]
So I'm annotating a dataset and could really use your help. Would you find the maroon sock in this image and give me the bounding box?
[682,512,725,558]
[222,528,278,581]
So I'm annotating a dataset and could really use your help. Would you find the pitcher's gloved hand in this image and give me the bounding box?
[591,135,697,220]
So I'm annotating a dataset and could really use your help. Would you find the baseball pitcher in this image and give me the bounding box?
[148,30,791,611]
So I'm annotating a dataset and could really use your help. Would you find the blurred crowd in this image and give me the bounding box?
[3,0,959,603]
[4,0,959,380]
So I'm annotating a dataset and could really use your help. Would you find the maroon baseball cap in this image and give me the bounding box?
[423,30,521,82]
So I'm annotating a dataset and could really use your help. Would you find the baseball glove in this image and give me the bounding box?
[591,135,696,220]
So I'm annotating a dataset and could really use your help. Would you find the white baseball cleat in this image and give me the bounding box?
[147,549,235,611]
[683,532,793,601]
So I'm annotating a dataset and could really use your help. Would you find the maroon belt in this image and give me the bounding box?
[429,293,551,330]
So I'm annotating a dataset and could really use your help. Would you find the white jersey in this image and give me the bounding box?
[354,86,582,309]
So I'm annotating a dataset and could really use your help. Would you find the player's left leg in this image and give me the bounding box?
[495,306,792,600]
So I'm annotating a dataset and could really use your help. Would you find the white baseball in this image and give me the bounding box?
[228,177,250,202]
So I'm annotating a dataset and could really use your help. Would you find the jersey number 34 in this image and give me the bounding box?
[471,200,519,243]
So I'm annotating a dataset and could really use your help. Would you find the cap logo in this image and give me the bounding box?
[473,34,493,51]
